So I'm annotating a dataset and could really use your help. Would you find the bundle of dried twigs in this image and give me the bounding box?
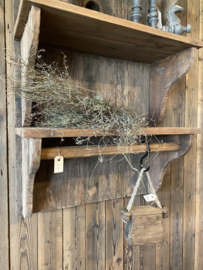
[6,50,148,147]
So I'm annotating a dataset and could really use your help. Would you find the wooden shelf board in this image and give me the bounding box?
[14,0,203,63]
[15,127,201,138]
[41,143,181,160]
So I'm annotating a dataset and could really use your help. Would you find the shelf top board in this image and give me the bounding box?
[14,0,203,64]
[15,127,201,138]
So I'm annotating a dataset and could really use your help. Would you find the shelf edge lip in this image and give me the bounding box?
[14,0,203,49]
[15,127,202,138]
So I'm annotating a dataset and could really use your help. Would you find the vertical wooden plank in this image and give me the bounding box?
[138,214,157,270]
[169,76,186,270]
[63,205,86,270]
[20,5,41,127]
[0,0,9,269]
[162,1,187,269]
[38,211,63,270]
[169,87,185,270]
[17,215,38,269]
[195,0,203,269]
[156,167,170,270]
[106,199,123,270]
[5,0,18,267]
[86,202,105,270]
[184,0,199,269]
[139,197,156,270]
[5,0,39,269]
[123,196,140,270]
[155,14,174,265]
[160,2,187,268]
[141,244,156,270]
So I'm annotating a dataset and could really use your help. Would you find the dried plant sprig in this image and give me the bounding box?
[6,50,149,148]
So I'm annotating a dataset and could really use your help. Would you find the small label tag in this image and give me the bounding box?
[54,156,64,173]
[143,194,156,202]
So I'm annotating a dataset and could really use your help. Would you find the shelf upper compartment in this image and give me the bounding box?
[15,127,201,138]
[14,0,203,64]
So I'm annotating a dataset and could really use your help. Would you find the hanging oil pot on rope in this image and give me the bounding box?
[121,148,168,246]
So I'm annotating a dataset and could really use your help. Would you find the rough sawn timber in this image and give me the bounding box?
[20,5,40,127]
[15,127,201,138]
[40,142,181,160]
[149,47,197,126]
[22,138,41,217]
[148,134,193,192]
[0,0,9,268]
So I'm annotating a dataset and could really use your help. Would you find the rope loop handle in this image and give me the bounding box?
[126,168,162,212]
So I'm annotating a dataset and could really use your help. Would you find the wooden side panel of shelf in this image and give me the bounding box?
[20,6,41,218]
[21,5,40,127]
[149,47,197,126]
[22,138,41,218]
[149,135,192,191]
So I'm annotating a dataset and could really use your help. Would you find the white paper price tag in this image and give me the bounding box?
[54,156,64,173]
[143,194,156,202]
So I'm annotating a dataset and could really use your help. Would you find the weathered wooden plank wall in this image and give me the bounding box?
[184,0,199,268]
[0,0,9,269]
[195,1,203,270]
[1,0,203,269]
[161,1,187,269]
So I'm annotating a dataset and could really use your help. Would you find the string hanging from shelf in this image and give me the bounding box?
[125,142,162,212]
[125,168,162,213]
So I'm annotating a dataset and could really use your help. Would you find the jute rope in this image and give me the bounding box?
[126,168,162,212]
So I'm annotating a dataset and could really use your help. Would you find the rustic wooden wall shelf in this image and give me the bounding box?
[15,128,200,218]
[14,0,203,127]
[14,0,203,217]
